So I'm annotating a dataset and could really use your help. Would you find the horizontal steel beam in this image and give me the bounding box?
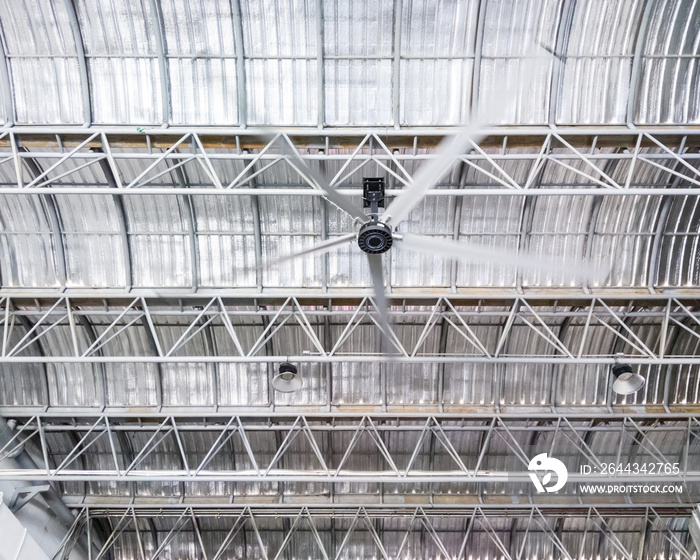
[0,356,698,364]
[1,471,694,484]
[2,411,696,421]
[0,186,698,196]
[3,124,700,139]
[8,150,700,160]
[10,416,698,428]
[68,503,700,516]
[1,288,698,300]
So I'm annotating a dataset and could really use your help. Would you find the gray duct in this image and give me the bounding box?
[691,506,700,554]
[0,416,96,559]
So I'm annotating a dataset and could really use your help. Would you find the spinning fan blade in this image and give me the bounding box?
[367,253,394,354]
[382,123,485,227]
[395,233,598,281]
[279,137,368,223]
[383,46,552,228]
[259,233,356,269]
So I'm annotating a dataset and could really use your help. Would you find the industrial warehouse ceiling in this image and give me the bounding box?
[0,0,697,126]
[0,0,699,559]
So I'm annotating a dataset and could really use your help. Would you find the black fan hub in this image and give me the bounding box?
[357,221,393,254]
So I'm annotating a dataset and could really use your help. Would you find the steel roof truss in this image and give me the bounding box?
[589,507,634,560]
[47,505,699,560]
[648,507,696,560]
[3,414,696,487]
[5,298,67,358]
[53,416,109,474]
[211,508,248,560]
[149,508,193,560]
[531,508,574,560]
[474,507,513,560]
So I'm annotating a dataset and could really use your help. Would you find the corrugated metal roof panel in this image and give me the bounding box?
[75,0,157,55]
[55,194,128,287]
[0,194,59,287]
[401,0,478,58]
[246,58,318,125]
[121,195,193,287]
[0,0,698,127]
[10,58,84,124]
[590,194,662,287]
[42,326,103,407]
[323,0,393,57]
[522,194,591,287]
[556,0,643,124]
[323,0,393,125]
[89,316,159,407]
[261,236,324,287]
[0,0,83,123]
[635,0,700,124]
[242,0,316,57]
[400,59,474,126]
[0,0,76,55]
[325,58,393,126]
[129,232,192,287]
[393,196,456,287]
[667,334,700,406]
[168,58,239,125]
[479,0,562,124]
[657,191,700,287]
[398,0,479,125]
[327,242,373,287]
[160,0,237,56]
[90,57,163,124]
[0,324,45,406]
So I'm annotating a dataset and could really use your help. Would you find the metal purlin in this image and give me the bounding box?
[64,0,92,127]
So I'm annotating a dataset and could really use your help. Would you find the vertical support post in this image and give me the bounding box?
[65,298,80,357]
[1,296,10,357]
[9,132,22,187]
[86,506,92,560]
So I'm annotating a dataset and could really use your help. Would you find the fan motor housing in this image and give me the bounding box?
[357,221,393,254]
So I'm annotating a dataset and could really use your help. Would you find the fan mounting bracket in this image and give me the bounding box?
[363,178,385,209]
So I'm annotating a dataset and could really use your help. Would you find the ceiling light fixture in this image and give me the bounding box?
[611,359,645,396]
[272,362,302,393]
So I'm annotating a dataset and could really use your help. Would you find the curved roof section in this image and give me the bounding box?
[0,0,697,127]
[0,142,698,291]
[1,298,699,412]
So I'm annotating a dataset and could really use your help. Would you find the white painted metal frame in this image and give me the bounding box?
[0,129,697,197]
[2,295,700,365]
[50,505,698,560]
[0,413,697,486]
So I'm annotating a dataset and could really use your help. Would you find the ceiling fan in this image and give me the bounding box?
[265,47,596,345]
